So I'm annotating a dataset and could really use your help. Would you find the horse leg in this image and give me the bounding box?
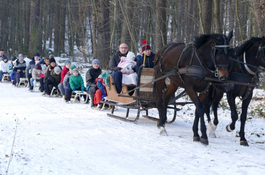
[209,91,223,138]
[226,92,238,132]
[156,79,168,135]
[239,93,252,146]
[188,89,208,145]
[200,92,215,138]
[159,84,178,136]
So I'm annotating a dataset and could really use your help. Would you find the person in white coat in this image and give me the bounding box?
[0,56,10,81]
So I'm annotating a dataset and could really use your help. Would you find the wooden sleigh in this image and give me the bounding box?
[101,68,192,123]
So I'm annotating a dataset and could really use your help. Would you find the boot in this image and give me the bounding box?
[29,86,34,91]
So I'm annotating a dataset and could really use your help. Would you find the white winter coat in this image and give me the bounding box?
[0,61,10,72]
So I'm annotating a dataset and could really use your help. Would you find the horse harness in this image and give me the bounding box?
[228,44,265,100]
[154,41,230,94]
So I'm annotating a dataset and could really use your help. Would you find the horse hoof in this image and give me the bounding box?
[226,125,234,132]
[200,138,209,145]
[159,127,168,136]
[193,136,200,142]
[240,140,249,146]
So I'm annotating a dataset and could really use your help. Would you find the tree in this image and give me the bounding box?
[252,0,265,37]
[155,0,167,51]
[96,0,111,69]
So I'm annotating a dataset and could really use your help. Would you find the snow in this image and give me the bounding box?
[1,82,265,175]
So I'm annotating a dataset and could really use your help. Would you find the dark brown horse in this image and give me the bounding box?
[204,36,265,146]
[153,32,233,145]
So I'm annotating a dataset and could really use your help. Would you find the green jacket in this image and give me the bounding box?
[69,74,85,90]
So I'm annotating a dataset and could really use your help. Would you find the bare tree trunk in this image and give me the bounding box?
[177,0,184,42]
[0,0,8,51]
[252,0,265,37]
[155,0,167,52]
[235,0,243,41]
[213,0,222,33]
[185,0,194,43]
[38,0,43,56]
[29,0,40,56]
[97,0,111,69]
[54,0,60,56]
[197,0,213,34]
[229,0,235,45]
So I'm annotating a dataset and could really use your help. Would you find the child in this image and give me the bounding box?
[85,59,102,106]
[0,56,9,81]
[94,75,107,108]
[29,63,42,91]
[68,68,85,102]
[12,56,27,86]
[58,60,71,98]
[43,66,61,96]
[117,51,137,85]
[64,64,76,102]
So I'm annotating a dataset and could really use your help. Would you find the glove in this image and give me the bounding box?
[72,88,76,93]
[102,94,106,100]
[86,86,90,91]
[81,88,84,93]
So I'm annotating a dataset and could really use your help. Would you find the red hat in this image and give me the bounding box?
[141,40,151,51]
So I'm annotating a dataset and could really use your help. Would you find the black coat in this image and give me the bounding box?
[86,67,102,87]
[109,51,128,71]
[135,52,155,73]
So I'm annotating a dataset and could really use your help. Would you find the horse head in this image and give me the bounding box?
[194,31,233,82]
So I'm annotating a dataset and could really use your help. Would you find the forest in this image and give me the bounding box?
[0,0,265,68]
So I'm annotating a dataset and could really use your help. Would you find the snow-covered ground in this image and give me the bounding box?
[0,81,265,175]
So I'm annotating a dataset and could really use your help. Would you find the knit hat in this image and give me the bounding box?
[12,56,17,61]
[54,66,61,73]
[141,40,151,51]
[34,53,40,57]
[126,52,135,60]
[49,54,54,59]
[72,68,79,73]
[18,56,24,62]
[3,56,8,61]
[65,60,71,65]
[50,57,56,64]
[92,59,99,65]
[35,64,42,70]
[69,64,76,70]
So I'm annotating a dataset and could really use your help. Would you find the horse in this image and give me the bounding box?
[153,31,233,145]
[203,36,265,146]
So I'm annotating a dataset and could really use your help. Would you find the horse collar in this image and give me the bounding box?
[243,52,256,75]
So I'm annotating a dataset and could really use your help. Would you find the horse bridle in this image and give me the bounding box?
[210,41,230,77]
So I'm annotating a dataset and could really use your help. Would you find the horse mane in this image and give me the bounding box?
[194,34,211,49]
[236,37,261,56]
[194,34,226,50]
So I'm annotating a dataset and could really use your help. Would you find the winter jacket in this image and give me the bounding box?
[63,72,71,88]
[45,64,61,83]
[32,68,42,80]
[0,60,10,72]
[26,59,36,78]
[109,51,128,71]
[13,62,27,76]
[60,65,69,83]
[86,67,102,87]
[69,74,85,90]
[50,71,61,85]
[135,52,155,73]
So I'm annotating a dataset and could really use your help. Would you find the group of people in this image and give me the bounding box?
[0,39,155,108]
[109,40,155,94]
